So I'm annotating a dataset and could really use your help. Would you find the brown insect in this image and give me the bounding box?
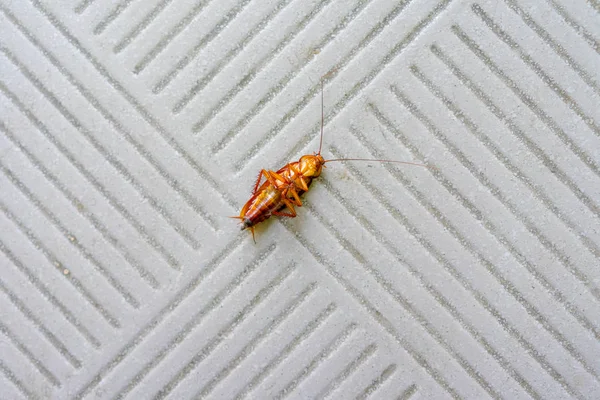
[231,82,427,242]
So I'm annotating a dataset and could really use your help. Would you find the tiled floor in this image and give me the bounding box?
[1,0,599,398]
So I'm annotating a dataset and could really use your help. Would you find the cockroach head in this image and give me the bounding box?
[298,154,325,177]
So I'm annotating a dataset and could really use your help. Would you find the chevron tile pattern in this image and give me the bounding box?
[1,0,599,398]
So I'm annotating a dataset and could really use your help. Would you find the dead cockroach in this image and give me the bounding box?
[231,83,428,242]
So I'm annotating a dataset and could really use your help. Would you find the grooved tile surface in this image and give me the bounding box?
[1,0,599,399]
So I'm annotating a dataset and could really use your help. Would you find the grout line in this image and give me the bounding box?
[397,383,418,400]
[73,0,95,14]
[113,243,278,400]
[318,343,377,399]
[2,7,220,239]
[232,0,420,170]
[251,0,452,175]
[0,360,38,400]
[502,0,600,96]
[447,24,600,182]
[172,0,295,115]
[133,0,213,74]
[305,178,504,399]
[410,60,600,267]
[0,177,123,329]
[0,81,164,286]
[0,121,145,305]
[391,82,600,345]
[194,282,323,399]
[412,54,600,328]
[0,43,189,266]
[153,264,303,400]
[472,3,600,138]
[27,0,239,213]
[274,323,358,399]
[232,303,337,400]
[368,105,591,398]
[588,0,600,12]
[0,240,101,348]
[0,321,61,387]
[0,202,119,338]
[152,0,253,93]
[354,363,397,400]
[335,127,544,400]
[198,0,339,142]
[0,278,82,369]
[448,20,600,182]
[73,235,246,399]
[113,0,176,53]
[93,0,135,35]
[546,0,600,55]
[280,220,462,399]
[431,39,600,291]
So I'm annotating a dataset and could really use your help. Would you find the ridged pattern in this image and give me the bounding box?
[0,0,599,398]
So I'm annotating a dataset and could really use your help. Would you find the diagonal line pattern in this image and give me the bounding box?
[303,166,529,398]
[25,0,238,212]
[0,318,61,387]
[390,83,600,325]
[432,34,600,260]
[113,0,178,54]
[93,0,136,35]
[354,363,397,400]
[0,79,164,286]
[546,0,600,54]
[0,277,81,369]
[133,0,214,74]
[112,243,279,399]
[72,235,247,399]
[274,323,359,399]
[2,6,220,240]
[0,118,147,305]
[0,239,101,348]
[0,194,121,331]
[2,0,599,398]
[193,284,325,399]
[316,343,377,399]
[259,0,453,173]
[472,3,600,136]
[0,360,37,400]
[502,0,600,97]
[196,0,341,142]
[154,265,307,400]
[409,61,600,262]
[448,22,600,192]
[232,303,338,399]
[323,135,543,399]
[232,0,425,168]
[0,45,185,268]
[172,0,297,115]
[366,104,598,395]
[278,218,463,399]
[152,0,254,92]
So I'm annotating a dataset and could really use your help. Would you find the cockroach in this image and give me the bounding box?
[231,82,428,242]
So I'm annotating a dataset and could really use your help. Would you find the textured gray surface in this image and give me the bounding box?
[1,0,600,399]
